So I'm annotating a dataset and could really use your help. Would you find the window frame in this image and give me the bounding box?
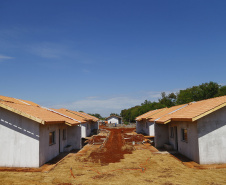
[49,131,56,146]
[181,128,188,142]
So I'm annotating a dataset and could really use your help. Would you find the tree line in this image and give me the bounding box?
[121,82,226,123]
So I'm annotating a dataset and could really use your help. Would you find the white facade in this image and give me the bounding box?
[136,120,155,136]
[0,107,40,167]
[107,116,121,124]
[81,121,99,138]
[155,106,226,164]
[197,106,226,164]
[0,107,82,168]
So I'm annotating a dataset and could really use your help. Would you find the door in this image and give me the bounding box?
[174,127,178,150]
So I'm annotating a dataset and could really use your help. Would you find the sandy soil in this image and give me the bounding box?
[0,128,226,185]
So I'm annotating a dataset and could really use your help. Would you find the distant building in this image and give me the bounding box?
[136,95,226,165]
[106,115,122,124]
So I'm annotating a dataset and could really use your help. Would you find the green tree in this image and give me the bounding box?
[215,85,226,97]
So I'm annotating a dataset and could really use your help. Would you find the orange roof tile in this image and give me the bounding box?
[136,95,226,124]
[149,104,188,123]
[165,95,226,123]
[0,96,80,126]
[52,108,87,123]
[136,108,167,121]
[0,95,40,107]
[66,110,99,122]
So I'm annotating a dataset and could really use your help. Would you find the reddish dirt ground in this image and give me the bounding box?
[88,128,136,165]
[88,135,107,144]
[123,133,145,143]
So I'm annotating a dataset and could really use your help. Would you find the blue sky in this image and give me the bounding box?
[0,0,226,117]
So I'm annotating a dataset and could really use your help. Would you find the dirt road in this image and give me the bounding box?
[88,128,137,165]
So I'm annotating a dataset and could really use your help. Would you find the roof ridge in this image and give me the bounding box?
[146,108,168,119]
[136,108,167,121]
[14,98,31,105]
[155,104,189,122]
[67,110,97,121]
[42,107,81,123]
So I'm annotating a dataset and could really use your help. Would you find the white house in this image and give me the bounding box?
[106,115,122,124]
[136,95,226,164]
[136,105,186,136]
[53,109,99,138]
[0,95,90,168]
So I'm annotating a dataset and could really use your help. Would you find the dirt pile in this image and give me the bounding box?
[88,135,107,145]
[123,133,145,144]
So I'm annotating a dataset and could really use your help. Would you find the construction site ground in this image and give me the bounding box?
[0,127,226,185]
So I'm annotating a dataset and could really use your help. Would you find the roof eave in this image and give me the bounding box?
[0,102,45,125]
[192,102,226,122]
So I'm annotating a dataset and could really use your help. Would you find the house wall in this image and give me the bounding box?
[86,122,91,137]
[136,120,155,136]
[91,121,99,130]
[107,117,119,124]
[39,124,60,166]
[149,122,155,136]
[81,123,87,138]
[67,125,81,150]
[155,124,169,148]
[136,120,143,133]
[59,125,68,153]
[168,121,199,163]
[0,108,40,167]
[197,106,226,164]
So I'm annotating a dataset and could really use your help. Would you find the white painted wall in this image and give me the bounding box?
[86,122,91,137]
[81,123,87,138]
[154,123,169,148]
[67,125,81,150]
[0,108,40,167]
[81,122,91,138]
[39,124,60,166]
[168,121,199,163]
[198,106,226,164]
[136,120,155,136]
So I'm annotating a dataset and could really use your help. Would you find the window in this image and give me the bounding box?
[63,129,66,140]
[181,129,188,142]
[49,131,55,145]
[170,127,174,138]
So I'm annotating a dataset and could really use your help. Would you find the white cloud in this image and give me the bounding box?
[82,69,90,74]
[30,42,66,59]
[47,91,166,117]
[50,96,142,117]
[0,54,13,62]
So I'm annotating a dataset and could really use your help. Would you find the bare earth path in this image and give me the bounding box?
[0,128,226,185]
[88,128,135,164]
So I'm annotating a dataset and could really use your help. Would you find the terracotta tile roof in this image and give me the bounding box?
[136,95,226,124]
[165,95,226,123]
[136,108,167,121]
[0,95,40,107]
[66,110,99,122]
[150,104,188,123]
[0,96,80,126]
[52,108,87,123]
